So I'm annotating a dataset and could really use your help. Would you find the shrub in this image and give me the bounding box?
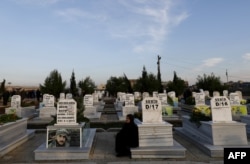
[189,108,211,127]
[0,113,21,124]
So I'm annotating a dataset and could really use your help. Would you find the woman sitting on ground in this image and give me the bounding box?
[115,114,139,157]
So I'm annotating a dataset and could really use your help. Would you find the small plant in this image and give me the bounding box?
[189,108,211,127]
[0,113,21,124]
[240,99,247,105]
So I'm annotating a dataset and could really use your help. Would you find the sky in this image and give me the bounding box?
[1,0,250,87]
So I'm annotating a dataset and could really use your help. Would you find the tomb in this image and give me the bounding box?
[0,117,35,157]
[83,94,101,119]
[118,94,138,120]
[130,97,186,158]
[34,98,96,160]
[5,95,36,118]
[175,96,250,157]
[29,94,56,125]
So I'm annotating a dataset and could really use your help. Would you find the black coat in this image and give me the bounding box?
[115,122,139,155]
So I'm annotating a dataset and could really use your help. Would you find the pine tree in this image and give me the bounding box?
[70,70,78,97]
[40,69,66,99]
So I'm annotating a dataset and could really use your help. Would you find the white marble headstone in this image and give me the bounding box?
[158,93,168,105]
[84,94,93,106]
[142,97,162,124]
[142,92,149,100]
[210,96,232,122]
[223,90,229,97]
[153,91,159,98]
[56,99,77,125]
[11,95,21,108]
[120,93,126,102]
[66,93,73,99]
[235,91,243,100]
[125,94,135,107]
[93,93,99,103]
[117,92,122,99]
[192,92,197,98]
[229,93,240,106]
[195,93,205,106]
[204,90,210,98]
[213,91,220,97]
[43,94,55,107]
[168,91,176,99]
[134,92,141,100]
[60,93,65,100]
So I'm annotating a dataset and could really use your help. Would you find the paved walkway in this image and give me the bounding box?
[0,97,224,164]
[0,130,224,164]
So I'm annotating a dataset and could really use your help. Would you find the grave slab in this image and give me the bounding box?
[175,96,250,157]
[241,115,250,137]
[130,119,186,158]
[130,97,186,159]
[0,118,35,157]
[34,128,96,160]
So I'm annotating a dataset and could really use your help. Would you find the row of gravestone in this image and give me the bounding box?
[195,89,243,100]
[4,92,104,118]
[116,91,178,106]
[193,90,248,120]
[115,91,180,121]
[194,90,245,106]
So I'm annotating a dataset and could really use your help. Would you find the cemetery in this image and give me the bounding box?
[0,88,250,163]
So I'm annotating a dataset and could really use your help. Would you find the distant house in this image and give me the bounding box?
[228,81,250,96]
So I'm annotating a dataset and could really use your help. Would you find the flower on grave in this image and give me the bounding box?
[240,99,247,105]
[231,105,248,116]
[189,107,211,128]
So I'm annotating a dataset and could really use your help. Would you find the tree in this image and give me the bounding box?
[105,76,127,96]
[166,71,186,97]
[123,73,133,93]
[133,66,159,95]
[0,79,6,95]
[196,73,228,96]
[78,76,96,96]
[40,69,67,99]
[147,73,159,94]
[70,70,78,97]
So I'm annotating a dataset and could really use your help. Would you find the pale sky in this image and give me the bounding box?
[1,0,250,87]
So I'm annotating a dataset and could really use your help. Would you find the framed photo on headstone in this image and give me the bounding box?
[46,127,82,148]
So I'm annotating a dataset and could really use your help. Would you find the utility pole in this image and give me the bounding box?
[157,55,163,92]
[226,69,228,83]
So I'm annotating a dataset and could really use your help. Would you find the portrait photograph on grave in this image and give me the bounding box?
[47,128,81,148]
